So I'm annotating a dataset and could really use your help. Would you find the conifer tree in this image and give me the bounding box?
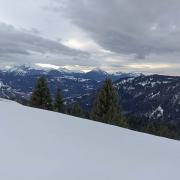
[91,79,127,127]
[30,76,53,110]
[54,88,64,113]
[71,103,85,118]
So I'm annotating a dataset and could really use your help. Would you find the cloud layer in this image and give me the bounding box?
[0,0,180,74]
[0,22,90,66]
[54,0,180,57]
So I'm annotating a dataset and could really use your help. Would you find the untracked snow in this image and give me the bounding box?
[0,98,180,180]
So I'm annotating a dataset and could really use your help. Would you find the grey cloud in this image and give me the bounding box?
[0,0,179,75]
[53,0,180,60]
[0,22,89,64]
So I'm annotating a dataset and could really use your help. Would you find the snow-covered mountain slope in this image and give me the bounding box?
[78,74,180,122]
[1,98,180,180]
[115,75,180,122]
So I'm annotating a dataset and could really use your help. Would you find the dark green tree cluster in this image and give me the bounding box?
[30,76,84,116]
[30,77,53,110]
[127,116,180,140]
[91,79,128,127]
[70,103,85,118]
[54,88,64,113]
[30,77,64,112]
[30,77,126,127]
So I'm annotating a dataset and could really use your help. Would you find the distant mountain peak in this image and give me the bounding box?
[3,64,32,75]
[90,67,107,74]
[112,71,143,77]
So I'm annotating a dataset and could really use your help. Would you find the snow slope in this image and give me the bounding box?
[0,98,180,180]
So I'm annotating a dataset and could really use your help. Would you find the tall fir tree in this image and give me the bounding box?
[54,88,64,113]
[91,79,127,127]
[71,103,85,118]
[30,76,53,110]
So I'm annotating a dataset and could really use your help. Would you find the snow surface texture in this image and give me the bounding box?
[1,98,180,180]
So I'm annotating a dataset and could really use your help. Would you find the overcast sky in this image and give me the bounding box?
[0,0,180,74]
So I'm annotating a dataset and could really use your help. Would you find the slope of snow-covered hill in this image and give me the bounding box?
[1,98,180,180]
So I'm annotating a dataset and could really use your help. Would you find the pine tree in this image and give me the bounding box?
[30,76,53,110]
[71,103,85,118]
[91,79,127,127]
[54,88,64,113]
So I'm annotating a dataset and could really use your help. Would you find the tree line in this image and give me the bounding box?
[30,76,83,118]
[30,76,127,127]
[29,76,180,140]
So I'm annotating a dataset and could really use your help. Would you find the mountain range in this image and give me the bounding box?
[0,64,138,100]
[0,64,179,123]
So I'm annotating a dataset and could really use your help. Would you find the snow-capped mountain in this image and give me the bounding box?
[1,98,180,180]
[0,64,139,101]
[85,68,108,81]
[1,64,72,76]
